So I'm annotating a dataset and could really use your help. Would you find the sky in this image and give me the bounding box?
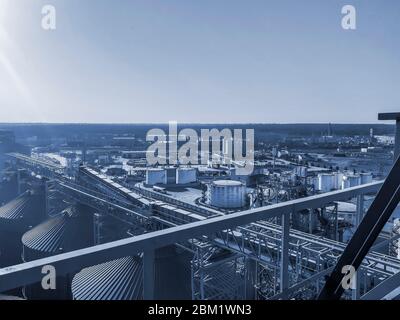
[0,0,399,124]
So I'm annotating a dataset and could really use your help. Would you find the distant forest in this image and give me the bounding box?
[0,123,395,141]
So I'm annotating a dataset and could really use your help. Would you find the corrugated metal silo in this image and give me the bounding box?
[21,206,94,300]
[71,245,192,300]
[72,256,143,300]
[0,190,46,268]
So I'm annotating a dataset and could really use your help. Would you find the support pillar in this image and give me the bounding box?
[352,194,364,300]
[280,212,290,294]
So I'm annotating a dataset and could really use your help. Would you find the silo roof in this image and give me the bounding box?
[0,193,31,222]
[21,208,74,253]
[71,256,143,300]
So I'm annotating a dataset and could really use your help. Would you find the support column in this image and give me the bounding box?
[356,195,365,227]
[280,212,290,294]
[143,249,155,300]
[352,194,364,300]
[395,119,400,160]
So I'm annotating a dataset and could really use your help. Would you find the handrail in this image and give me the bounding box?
[0,181,382,292]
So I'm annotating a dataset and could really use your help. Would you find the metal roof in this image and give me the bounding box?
[71,256,143,300]
[0,193,32,222]
[21,208,74,253]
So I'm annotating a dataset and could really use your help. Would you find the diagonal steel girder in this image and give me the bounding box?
[318,154,400,300]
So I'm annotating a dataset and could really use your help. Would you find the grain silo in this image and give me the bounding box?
[0,171,18,205]
[208,180,246,209]
[176,168,197,185]
[72,256,143,300]
[71,245,192,300]
[0,190,46,268]
[21,205,94,300]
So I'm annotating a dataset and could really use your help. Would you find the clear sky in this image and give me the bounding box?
[0,0,399,123]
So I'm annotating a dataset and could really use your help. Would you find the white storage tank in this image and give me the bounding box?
[176,168,197,184]
[342,175,361,189]
[146,168,166,186]
[360,173,373,185]
[318,174,335,193]
[208,180,246,209]
[333,172,344,190]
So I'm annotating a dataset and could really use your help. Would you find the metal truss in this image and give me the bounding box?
[4,153,400,300]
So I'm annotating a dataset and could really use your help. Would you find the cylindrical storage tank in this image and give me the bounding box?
[0,190,46,268]
[360,173,373,185]
[21,206,94,300]
[145,168,166,186]
[72,256,143,300]
[176,168,197,184]
[333,173,344,190]
[208,180,246,209]
[342,175,361,189]
[318,174,335,193]
[71,245,192,300]
[0,173,18,205]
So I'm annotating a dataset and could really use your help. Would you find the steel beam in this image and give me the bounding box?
[361,271,400,300]
[280,212,290,293]
[0,181,384,293]
[318,155,400,300]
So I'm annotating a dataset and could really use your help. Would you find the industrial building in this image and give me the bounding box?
[0,114,400,301]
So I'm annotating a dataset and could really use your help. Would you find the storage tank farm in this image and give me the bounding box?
[21,205,94,300]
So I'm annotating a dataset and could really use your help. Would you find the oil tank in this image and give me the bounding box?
[317,174,335,193]
[333,172,344,190]
[360,173,373,185]
[0,190,46,268]
[208,180,246,209]
[342,175,361,189]
[21,206,94,300]
[176,168,197,184]
[145,168,166,186]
